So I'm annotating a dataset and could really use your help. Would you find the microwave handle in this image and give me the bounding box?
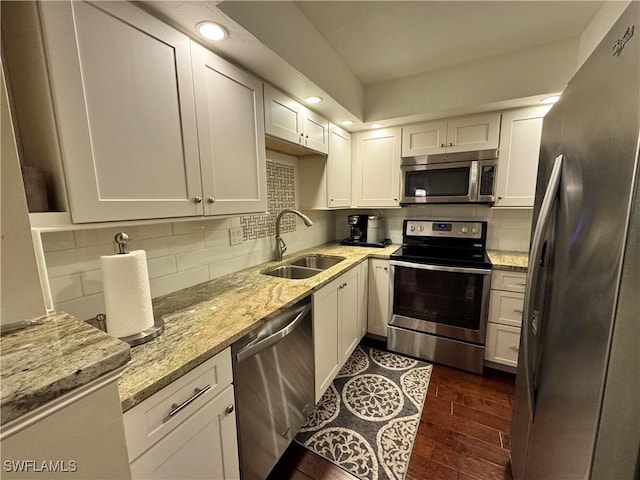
[469,161,479,201]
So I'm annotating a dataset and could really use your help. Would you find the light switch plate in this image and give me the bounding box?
[229,226,244,246]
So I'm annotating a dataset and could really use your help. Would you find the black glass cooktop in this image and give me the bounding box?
[391,245,492,269]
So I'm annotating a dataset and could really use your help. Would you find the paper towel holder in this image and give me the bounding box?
[103,232,166,347]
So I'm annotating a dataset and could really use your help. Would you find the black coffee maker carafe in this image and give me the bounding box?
[347,215,368,242]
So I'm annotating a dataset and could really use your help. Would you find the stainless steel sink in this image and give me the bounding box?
[289,255,345,270]
[262,265,323,279]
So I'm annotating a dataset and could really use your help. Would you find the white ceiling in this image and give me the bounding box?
[143,0,611,130]
[294,1,604,86]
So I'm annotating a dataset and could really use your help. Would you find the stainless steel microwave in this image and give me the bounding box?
[400,149,498,204]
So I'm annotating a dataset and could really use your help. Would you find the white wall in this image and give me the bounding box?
[41,152,335,321]
[336,205,533,252]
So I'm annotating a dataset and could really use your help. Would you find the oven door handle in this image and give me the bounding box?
[389,260,491,275]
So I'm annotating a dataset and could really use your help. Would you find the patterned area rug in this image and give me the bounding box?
[295,345,432,480]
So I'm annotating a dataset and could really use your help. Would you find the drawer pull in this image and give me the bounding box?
[516,281,526,286]
[514,308,524,314]
[225,404,234,415]
[165,385,212,421]
[509,346,520,352]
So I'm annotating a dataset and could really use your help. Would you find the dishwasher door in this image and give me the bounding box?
[233,297,314,480]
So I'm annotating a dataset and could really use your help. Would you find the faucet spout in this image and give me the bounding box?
[274,209,313,261]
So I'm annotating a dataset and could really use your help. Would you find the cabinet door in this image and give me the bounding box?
[339,267,360,364]
[353,128,401,207]
[495,106,549,207]
[485,323,521,368]
[401,121,447,156]
[303,108,329,154]
[313,280,341,402]
[489,289,524,328]
[367,259,390,337]
[327,125,352,208]
[264,84,304,146]
[358,260,369,339]
[40,1,202,223]
[446,113,500,153]
[191,43,267,216]
[129,385,239,480]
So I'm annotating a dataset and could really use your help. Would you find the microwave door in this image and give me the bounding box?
[401,162,473,204]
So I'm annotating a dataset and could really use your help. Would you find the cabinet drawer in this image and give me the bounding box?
[488,290,524,327]
[485,323,521,367]
[491,270,527,293]
[123,348,232,462]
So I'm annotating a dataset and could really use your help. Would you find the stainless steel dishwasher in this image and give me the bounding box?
[232,297,314,480]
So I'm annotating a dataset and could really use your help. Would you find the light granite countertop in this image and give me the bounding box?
[0,313,131,425]
[487,250,529,272]
[118,242,399,412]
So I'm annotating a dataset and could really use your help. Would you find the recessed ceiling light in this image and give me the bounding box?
[305,96,322,104]
[340,120,354,126]
[371,123,383,129]
[197,22,228,41]
[541,95,561,104]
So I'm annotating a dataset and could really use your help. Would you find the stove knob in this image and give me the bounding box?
[410,225,416,232]
[418,226,424,232]
[472,227,479,234]
[461,227,469,234]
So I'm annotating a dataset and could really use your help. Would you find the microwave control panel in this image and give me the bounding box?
[405,220,483,239]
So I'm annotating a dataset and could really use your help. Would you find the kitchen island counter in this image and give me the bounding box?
[118,242,398,412]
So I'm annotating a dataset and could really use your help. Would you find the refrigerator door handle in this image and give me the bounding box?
[522,154,563,420]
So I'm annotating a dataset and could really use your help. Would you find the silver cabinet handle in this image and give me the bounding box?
[514,308,524,314]
[449,142,454,147]
[164,385,211,422]
[193,196,202,203]
[225,404,234,415]
[207,197,214,204]
[440,143,445,147]
[509,346,520,352]
[516,281,527,286]
[522,154,563,421]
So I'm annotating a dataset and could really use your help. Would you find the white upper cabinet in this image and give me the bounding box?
[494,106,549,208]
[191,42,267,216]
[401,113,500,157]
[352,127,402,207]
[299,124,352,210]
[264,84,329,154]
[39,1,202,223]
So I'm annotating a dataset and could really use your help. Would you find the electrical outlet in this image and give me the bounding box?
[229,226,244,246]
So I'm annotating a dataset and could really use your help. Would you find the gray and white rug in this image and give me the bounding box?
[295,345,432,480]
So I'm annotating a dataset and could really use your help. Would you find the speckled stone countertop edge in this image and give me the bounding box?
[487,250,529,272]
[118,242,400,413]
[0,313,131,424]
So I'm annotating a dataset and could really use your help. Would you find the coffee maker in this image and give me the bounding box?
[347,215,368,243]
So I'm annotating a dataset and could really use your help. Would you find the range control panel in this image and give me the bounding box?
[404,220,484,239]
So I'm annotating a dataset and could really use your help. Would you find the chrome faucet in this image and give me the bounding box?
[274,209,313,261]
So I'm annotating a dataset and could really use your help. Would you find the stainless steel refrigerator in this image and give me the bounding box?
[510,3,639,479]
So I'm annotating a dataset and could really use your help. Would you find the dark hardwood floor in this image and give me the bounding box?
[268,362,515,480]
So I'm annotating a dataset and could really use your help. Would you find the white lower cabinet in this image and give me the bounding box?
[485,270,526,369]
[367,258,390,337]
[358,260,369,339]
[123,348,239,480]
[313,265,361,402]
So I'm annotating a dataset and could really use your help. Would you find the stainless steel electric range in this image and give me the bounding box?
[388,219,492,374]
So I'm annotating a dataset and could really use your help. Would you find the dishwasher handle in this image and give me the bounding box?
[236,303,311,363]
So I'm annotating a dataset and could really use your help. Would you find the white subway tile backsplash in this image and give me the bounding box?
[80,269,103,296]
[147,255,178,279]
[46,244,115,278]
[149,266,209,298]
[41,231,76,252]
[140,233,205,259]
[176,245,235,271]
[56,293,105,322]
[172,218,235,235]
[204,229,233,248]
[73,223,173,247]
[49,274,83,303]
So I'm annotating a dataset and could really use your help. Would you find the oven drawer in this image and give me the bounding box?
[491,270,527,293]
[484,322,520,367]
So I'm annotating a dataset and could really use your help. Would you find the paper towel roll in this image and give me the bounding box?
[101,250,154,338]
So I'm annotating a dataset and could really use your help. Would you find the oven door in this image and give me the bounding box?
[400,161,477,204]
[389,260,491,344]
